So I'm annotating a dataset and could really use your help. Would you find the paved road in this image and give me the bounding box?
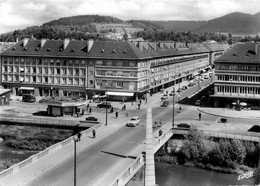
[25,127,146,186]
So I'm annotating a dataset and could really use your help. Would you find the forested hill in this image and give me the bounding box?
[43,15,123,26]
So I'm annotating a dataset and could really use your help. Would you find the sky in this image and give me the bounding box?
[0,0,259,34]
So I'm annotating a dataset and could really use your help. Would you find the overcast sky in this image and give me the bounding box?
[0,0,259,34]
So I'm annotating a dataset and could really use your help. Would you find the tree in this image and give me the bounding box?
[123,33,128,41]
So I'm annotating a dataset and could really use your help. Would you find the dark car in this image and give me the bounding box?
[85,116,98,121]
[22,94,36,103]
[97,102,112,108]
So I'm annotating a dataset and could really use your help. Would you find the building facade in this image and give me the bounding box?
[213,42,260,107]
[0,38,227,100]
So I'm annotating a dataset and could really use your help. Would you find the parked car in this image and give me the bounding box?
[85,116,98,121]
[126,116,140,127]
[97,102,112,108]
[169,91,175,96]
[177,123,190,129]
[195,100,201,106]
[22,94,36,103]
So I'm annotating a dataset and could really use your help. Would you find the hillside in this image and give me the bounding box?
[43,15,123,26]
[194,12,260,34]
[151,21,206,32]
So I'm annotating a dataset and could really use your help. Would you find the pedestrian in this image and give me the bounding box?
[199,112,201,121]
[115,111,118,118]
[159,129,163,136]
[110,107,114,113]
[140,99,142,104]
[159,119,162,126]
[81,109,85,116]
[123,104,126,110]
[125,112,128,117]
[87,104,89,108]
[92,129,96,138]
[89,107,92,114]
[77,132,81,141]
[138,103,140,110]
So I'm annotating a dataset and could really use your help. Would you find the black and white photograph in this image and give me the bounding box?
[0,0,260,185]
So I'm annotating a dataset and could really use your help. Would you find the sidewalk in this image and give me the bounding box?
[198,107,260,119]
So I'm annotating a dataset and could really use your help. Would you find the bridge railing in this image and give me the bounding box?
[0,115,79,126]
[109,153,145,186]
[203,130,260,142]
[0,123,103,180]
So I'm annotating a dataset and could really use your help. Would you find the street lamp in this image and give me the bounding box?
[172,88,175,128]
[178,73,181,103]
[105,87,108,125]
[73,136,79,186]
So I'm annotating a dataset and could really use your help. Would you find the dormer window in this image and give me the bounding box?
[59,48,63,52]
[123,50,127,54]
[47,48,51,52]
[12,47,16,51]
[23,47,27,51]
[35,47,39,51]
[71,49,75,52]
[101,49,104,53]
[112,50,116,53]
[232,53,237,56]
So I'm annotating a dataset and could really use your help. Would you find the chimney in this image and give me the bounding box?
[41,38,47,48]
[87,39,94,52]
[63,38,70,50]
[23,38,29,47]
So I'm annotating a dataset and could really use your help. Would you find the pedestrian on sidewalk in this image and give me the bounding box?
[77,132,81,141]
[125,112,128,117]
[138,103,140,110]
[159,129,163,136]
[89,107,92,114]
[199,112,201,121]
[92,129,96,138]
[123,104,126,110]
[115,111,118,118]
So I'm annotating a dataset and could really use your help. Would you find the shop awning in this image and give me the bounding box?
[105,91,134,97]
[19,87,35,90]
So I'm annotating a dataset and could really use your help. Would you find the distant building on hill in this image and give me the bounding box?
[0,38,228,101]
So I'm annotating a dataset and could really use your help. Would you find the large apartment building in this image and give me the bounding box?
[213,42,260,107]
[0,38,227,100]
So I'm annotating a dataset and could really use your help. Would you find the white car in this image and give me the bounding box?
[126,116,140,127]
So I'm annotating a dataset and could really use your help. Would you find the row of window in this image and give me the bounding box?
[150,54,209,67]
[3,57,88,67]
[95,70,138,77]
[3,66,87,76]
[215,64,260,72]
[96,60,137,67]
[216,75,260,82]
[2,75,86,86]
[216,85,260,95]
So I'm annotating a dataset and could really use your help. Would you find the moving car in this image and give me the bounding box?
[97,102,112,108]
[126,116,140,127]
[161,100,169,107]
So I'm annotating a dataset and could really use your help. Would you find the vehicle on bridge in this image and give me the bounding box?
[22,94,36,103]
[126,116,140,127]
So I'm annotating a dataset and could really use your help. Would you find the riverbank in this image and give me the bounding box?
[155,129,259,175]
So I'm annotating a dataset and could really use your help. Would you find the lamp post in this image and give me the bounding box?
[172,88,175,128]
[105,87,108,125]
[178,73,181,103]
[73,136,79,186]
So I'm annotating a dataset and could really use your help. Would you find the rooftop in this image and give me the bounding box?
[1,39,228,60]
[215,42,260,63]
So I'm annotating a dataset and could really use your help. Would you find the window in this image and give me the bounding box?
[74,78,79,85]
[69,60,73,66]
[56,60,60,66]
[68,78,73,85]
[62,68,66,75]
[116,81,123,87]
[81,69,85,76]
[37,76,42,83]
[2,74,7,81]
[130,62,136,67]
[49,68,54,75]
[38,68,42,74]
[89,71,94,75]
[49,77,54,84]
[32,76,36,83]
[56,68,60,75]
[26,67,30,74]
[3,57,7,64]
[63,60,67,66]
[96,61,102,65]
[107,61,112,66]
[8,75,13,82]
[81,60,86,66]
[75,69,79,76]
[80,78,85,86]
[44,59,48,65]
[55,77,60,84]
[14,75,18,82]
[68,69,72,75]
[32,67,36,74]
[50,59,54,65]
[62,77,66,85]
[32,58,36,65]
[117,62,122,66]
[3,66,7,72]
[25,75,30,83]
[44,67,48,74]
[38,59,42,65]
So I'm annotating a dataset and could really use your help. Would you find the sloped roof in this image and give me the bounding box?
[215,43,260,63]
[1,39,219,60]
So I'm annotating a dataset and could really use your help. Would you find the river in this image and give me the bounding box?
[128,162,255,186]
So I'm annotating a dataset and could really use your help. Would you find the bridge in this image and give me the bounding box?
[0,122,173,186]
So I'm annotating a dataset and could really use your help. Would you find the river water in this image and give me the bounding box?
[128,162,255,186]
